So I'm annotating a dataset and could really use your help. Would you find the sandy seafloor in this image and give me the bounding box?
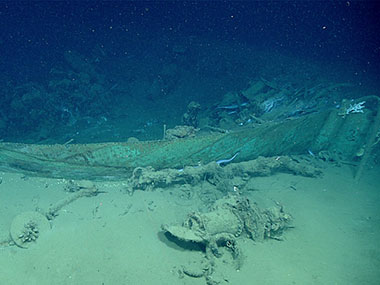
[0,162,379,285]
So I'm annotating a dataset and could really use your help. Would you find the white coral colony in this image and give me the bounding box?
[346,101,366,115]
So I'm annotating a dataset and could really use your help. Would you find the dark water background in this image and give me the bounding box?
[0,1,379,143]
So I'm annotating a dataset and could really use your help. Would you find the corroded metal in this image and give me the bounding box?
[0,109,369,180]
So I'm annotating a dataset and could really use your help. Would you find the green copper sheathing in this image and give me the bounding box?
[0,109,369,180]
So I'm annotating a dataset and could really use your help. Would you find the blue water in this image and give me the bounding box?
[2,1,379,77]
[0,1,379,143]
